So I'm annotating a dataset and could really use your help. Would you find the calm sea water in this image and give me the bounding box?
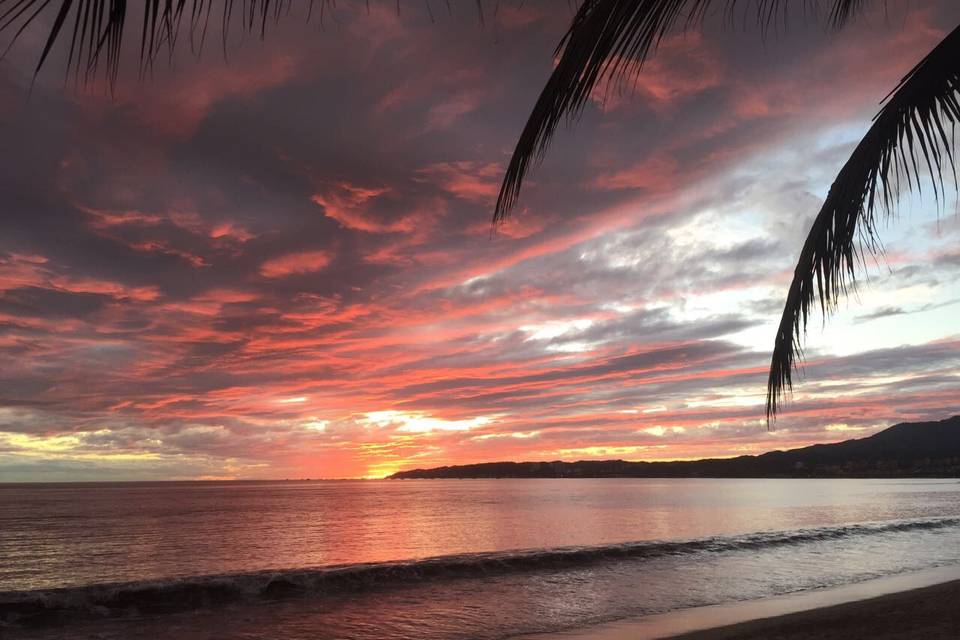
[1,478,959,638]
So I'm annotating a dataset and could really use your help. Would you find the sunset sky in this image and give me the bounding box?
[1,1,958,481]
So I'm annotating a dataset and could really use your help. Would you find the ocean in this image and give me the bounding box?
[1,478,959,639]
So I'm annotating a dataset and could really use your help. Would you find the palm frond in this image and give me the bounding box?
[0,0,252,86]
[0,0,492,87]
[766,23,960,422]
[494,0,867,222]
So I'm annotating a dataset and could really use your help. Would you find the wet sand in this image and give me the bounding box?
[669,578,960,639]
[520,565,960,640]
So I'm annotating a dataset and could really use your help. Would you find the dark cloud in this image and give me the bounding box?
[0,286,109,318]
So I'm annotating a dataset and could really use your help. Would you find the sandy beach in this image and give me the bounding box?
[670,579,960,639]
[520,565,960,640]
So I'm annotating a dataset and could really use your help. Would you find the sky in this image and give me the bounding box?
[0,1,958,481]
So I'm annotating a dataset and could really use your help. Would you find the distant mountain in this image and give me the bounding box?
[389,416,960,479]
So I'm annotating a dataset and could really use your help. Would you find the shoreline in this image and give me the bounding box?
[518,564,960,640]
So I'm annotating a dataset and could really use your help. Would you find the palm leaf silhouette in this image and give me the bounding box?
[492,0,959,423]
[767,24,960,420]
[2,1,487,85]
[1,1,304,86]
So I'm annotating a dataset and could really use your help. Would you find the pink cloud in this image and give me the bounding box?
[260,251,332,278]
[424,89,485,131]
[75,52,301,137]
[590,32,724,112]
[589,156,679,192]
[81,205,253,244]
[312,183,402,233]
[417,161,501,205]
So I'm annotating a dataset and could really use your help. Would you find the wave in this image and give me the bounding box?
[3,516,958,627]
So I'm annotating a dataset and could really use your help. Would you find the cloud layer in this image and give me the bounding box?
[1,2,958,479]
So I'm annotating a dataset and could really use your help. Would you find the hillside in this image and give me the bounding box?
[389,416,960,479]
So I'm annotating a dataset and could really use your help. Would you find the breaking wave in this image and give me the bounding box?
[3,516,958,627]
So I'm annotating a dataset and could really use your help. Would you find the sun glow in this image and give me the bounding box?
[361,411,494,433]
[302,419,329,432]
[520,319,594,341]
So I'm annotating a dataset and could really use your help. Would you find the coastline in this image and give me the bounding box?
[517,565,960,640]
